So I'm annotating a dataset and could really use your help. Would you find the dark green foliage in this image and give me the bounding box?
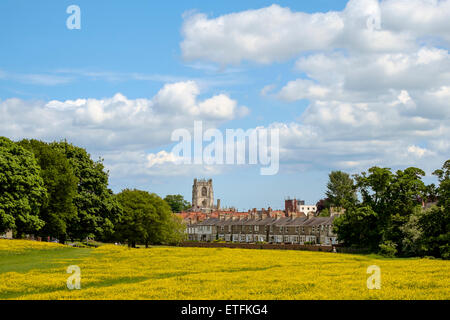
[318,208,330,217]
[326,171,357,208]
[164,194,191,213]
[417,206,449,259]
[378,240,397,258]
[116,189,186,247]
[50,141,122,241]
[0,137,47,235]
[336,162,449,258]
[333,206,380,250]
[18,139,78,241]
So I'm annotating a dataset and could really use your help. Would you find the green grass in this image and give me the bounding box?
[0,240,449,300]
[0,247,93,274]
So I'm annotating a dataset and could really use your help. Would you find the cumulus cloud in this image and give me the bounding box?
[181,0,450,65]
[3,0,450,179]
[240,2,448,173]
[0,81,249,177]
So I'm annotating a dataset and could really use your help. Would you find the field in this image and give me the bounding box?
[0,239,449,300]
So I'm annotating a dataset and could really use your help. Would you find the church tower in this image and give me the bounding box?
[192,178,214,212]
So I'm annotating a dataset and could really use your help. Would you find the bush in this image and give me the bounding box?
[440,244,450,260]
[379,241,398,257]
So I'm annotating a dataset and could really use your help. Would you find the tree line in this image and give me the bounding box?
[1,136,448,257]
[319,162,449,259]
[0,137,186,247]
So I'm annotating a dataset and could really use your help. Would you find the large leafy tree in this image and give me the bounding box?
[50,141,122,241]
[116,189,186,247]
[385,167,426,252]
[164,194,191,213]
[18,139,78,242]
[417,159,450,259]
[433,160,450,210]
[0,137,47,235]
[354,167,393,215]
[351,166,426,254]
[333,206,380,250]
[325,171,357,208]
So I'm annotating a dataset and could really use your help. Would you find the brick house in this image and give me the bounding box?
[186,213,339,245]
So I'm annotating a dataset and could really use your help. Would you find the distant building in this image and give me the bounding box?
[186,214,339,246]
[180,180,339,245]
[191,179,221,213]
[0,230,13,239]
[285,198,317,216]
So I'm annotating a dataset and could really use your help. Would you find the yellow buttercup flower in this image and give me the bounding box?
[0,240,448,300]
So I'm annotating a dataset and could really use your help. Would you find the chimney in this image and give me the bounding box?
[217,199,221,210]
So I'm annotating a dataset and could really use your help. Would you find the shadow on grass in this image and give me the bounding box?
[0,247,93,274]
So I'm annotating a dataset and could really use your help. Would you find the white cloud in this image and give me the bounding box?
[181,0,450,65]
[0,81,249,177]
[147,151,181,167]
[407,145,432,158]
[181,4,344,65]
[277,79,330,102]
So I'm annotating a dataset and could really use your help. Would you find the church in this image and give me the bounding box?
[191,178,221,213]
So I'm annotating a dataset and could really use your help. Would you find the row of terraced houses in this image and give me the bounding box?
[179,179,343,246]
[185,213,339,245]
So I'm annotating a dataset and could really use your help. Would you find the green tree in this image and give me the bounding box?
[385,167,426,253]
[18,139,78,242]
[354,166,426,255]
[326,171,356,208]
[318,208,330,217]
[164,194,191,213]
[50,141,122,241]
[418,205,449,259]
[433,159,450,209]
[400,206,426,257]
[416,159,450,259]
[354,167,393,214]
[333,206,380,250]
[0,137,47,235]
[116,189,186,247]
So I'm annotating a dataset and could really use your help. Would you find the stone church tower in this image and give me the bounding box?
[192,178,215,212]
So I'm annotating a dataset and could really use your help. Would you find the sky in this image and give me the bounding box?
[1,0,449,210]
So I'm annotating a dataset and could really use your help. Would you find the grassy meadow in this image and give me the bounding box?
[0,239,448,300]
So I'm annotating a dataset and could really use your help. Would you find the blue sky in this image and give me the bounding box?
[1,0,449,210]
